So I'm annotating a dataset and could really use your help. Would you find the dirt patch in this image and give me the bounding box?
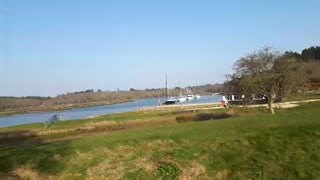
[274,103,299,109]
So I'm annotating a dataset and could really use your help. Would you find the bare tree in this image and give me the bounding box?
[228,47,306,114]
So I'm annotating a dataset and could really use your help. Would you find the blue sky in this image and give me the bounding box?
[1,0,319,96]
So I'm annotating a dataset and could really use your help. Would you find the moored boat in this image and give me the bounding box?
[177,96,187,102]
[164,97,177,105]
[186,94,194,100]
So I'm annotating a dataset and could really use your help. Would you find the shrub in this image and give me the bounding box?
[196,113,232,121]
[176,113,232,123]
[176,115,196,123]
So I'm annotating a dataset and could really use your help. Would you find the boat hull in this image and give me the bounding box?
[178,97,187,102]
[186,95,194,100]
[163,100,176,105]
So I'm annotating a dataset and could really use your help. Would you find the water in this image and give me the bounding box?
[0,95,222,128]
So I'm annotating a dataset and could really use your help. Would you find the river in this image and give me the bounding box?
[0,95,222,128]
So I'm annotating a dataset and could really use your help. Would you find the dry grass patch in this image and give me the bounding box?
[214,169,232,180]
[84,139,178,179]
[87,117,176,131]
[12,167,40,180]
[86,160,125,180]
[85,146,140,180]
[144,139,175,151]
[132,157,155,172]
[179,161,207,180]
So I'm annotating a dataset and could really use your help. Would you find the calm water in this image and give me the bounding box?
[0,95,222,128]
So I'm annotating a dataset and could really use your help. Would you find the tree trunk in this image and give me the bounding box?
[267,96,275,115]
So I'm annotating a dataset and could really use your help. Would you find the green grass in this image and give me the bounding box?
[0,102,320,179]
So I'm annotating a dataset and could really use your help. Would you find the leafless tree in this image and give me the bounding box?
[228,47,306,114]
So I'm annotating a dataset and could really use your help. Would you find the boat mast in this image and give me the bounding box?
[179,81,181,97]
[166,74,168,98]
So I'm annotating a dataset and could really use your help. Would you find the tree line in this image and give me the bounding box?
[0,84,222,110]
[284,46,320,62]
[284,46,320,83]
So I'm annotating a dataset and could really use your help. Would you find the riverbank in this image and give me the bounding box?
[0,98,317,141]
[0,99,135,117]
[0,101,319,179]
[0,96,223,128]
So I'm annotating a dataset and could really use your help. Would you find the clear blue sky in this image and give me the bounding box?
[1,0,319,96]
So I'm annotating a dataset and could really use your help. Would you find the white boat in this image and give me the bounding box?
[186,94,194,100]
[185,87,195,100]
[195,95,201,99]
[164,97,177,105]
[177,96,187,102]
[176,81,187,102]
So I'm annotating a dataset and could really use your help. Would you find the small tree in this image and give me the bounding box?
[228,47,306,114]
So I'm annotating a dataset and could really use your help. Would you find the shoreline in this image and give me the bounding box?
[0,95,214,117]
[1,99,318,138]
[0,99,135,117]
[2,98,318,130]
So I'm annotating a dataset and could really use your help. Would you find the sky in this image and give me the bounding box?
[0,0,319,96]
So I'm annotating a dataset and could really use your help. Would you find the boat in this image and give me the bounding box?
[164,97,177,105]
[163,74,176,105]
[195,95,201,99]
[186,94,194,100]
[177,82,186,102]
[185,87,195,100]
[177,96,187,102]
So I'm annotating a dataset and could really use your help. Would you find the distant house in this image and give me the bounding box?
[221,84,267,105]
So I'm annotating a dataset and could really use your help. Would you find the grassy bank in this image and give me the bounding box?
[287,91,320,101]
[0,102,319,179]
[0,110,189,132]
[0,105,265,138]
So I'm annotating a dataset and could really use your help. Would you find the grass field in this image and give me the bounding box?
[0,102,320,179]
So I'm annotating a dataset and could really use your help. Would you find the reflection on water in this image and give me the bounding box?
[0,95,222,128]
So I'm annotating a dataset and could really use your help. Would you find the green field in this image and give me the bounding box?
[0,102,320,179]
